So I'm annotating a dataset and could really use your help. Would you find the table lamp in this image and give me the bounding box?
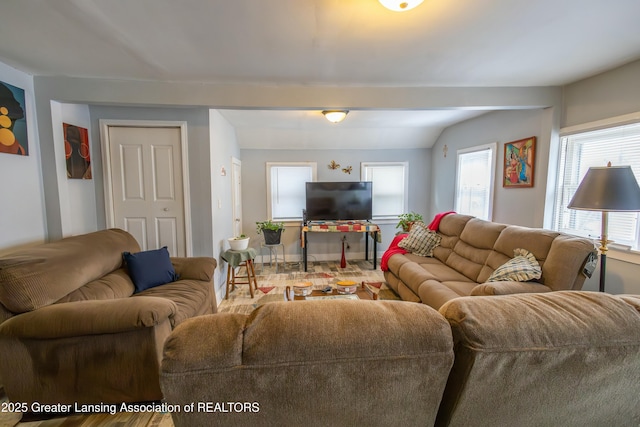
[568,162,640,292]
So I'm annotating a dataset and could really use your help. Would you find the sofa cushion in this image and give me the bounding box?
[123,247,179,293]
[486,248,542,282]
[161,300,455,427]
[398,222,441,257]
[56,268,135,303]
[432,214,473,264]
[437,292,640,426]
[135,279,214,326]
[443,218,507,282]
[0,229,140,313]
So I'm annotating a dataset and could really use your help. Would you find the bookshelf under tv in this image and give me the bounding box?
[301,220,381,271]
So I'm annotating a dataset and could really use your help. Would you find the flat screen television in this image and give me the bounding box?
[305,181,373,221]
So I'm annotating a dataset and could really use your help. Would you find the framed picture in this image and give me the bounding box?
[63,123,92,179]
[503,136,536,188]
[0,80,28,156]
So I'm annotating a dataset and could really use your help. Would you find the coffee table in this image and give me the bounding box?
[284,282,378,301]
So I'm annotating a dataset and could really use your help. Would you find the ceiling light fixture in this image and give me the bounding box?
[322,110,349,123]
[379,0,424,12]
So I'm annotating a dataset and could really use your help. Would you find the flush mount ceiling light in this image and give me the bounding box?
[322,110,349,123]
[379,0,424,12]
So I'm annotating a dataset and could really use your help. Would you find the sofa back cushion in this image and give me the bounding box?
[478,225,558,284]
[0,229,140,313]
[445,218,506,282]
[437,292,640,426]
[433,214,473,264]
[161,300,455,427]
[55,268,135,303]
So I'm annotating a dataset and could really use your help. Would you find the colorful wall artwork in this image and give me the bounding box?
[64,123,92,179]
[0,81,28,156]
[503,136,536,188]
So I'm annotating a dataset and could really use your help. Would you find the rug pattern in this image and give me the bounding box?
[219,260,400,315]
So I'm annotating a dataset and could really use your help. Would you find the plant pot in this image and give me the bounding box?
[228,237,250,251]
[263,229,282,245]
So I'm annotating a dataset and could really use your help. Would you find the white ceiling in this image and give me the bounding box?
[2,0,639,148]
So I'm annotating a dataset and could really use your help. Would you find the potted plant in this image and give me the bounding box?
[256,220,285,245]
[396,212,424,233]
[228,234,250,251]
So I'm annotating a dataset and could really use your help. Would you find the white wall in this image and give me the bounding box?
[54,102,98,236]
[209,109,241,302]
[0,62,47,255]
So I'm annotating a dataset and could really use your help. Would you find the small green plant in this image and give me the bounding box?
[256,220,285,234]
[231,234,247,240]
[396,212,424,232]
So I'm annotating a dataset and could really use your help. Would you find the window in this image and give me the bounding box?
[361,162,408,219]
[266,162,317,221]
[454,143,496,221]
[552,121,640,249]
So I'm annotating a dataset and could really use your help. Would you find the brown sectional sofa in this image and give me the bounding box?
[160,292,640,427]
[0,228,217,406]
[384,214,596,309]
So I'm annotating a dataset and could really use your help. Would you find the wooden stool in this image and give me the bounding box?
[221,248,258,299]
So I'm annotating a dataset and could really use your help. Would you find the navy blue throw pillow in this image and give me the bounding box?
[123,246,179,293]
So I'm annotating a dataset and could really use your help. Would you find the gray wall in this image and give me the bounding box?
[563,59,640,128]
[6,57,640,295]
[561,59,640,295]
[428,59,640,295]
[240,148,431,262]
[88,105,215,257]
[430,107,558,227]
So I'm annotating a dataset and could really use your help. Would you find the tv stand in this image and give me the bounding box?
[301,220,381,271]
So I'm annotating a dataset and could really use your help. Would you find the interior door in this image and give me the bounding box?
[231,157,243,237]
[106,125,187,256]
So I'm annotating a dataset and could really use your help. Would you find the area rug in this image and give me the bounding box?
[219,260,400,315]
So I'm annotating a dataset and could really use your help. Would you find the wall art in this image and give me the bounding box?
[0,81,28,156]
[64,123,92,179]
[503,136,536,188]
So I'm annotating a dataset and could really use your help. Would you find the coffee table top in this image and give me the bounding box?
[285,282,377,301]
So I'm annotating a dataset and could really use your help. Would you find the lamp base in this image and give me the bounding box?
[599,252,606,292]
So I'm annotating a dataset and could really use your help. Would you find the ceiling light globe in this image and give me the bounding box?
[322,110,348,123]
[379,0,424,12]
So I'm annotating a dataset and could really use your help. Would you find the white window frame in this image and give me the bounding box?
[454,143,497,221]
[266,162,317,223]
[551,113,640,259]
[361,161,408,222]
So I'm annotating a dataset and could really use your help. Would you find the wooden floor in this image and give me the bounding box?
[0,388,174,427]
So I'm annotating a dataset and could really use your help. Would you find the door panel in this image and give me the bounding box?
[107,126,186,256]
[124,217,147,250]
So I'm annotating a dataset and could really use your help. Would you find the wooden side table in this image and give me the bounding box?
[221,248,258,299]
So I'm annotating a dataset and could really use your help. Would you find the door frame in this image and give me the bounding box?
[100,119,193,256]
[231,156,242,237]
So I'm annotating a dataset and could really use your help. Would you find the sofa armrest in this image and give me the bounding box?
[171,257,216,282]
[470,281,552,296]
[0,297,176,339]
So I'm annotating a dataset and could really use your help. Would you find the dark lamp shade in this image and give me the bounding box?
[568,166,640,211]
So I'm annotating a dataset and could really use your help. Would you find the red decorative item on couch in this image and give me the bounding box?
[340,240,346,268]
[380,233,409,271]
[427,210,456,231]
